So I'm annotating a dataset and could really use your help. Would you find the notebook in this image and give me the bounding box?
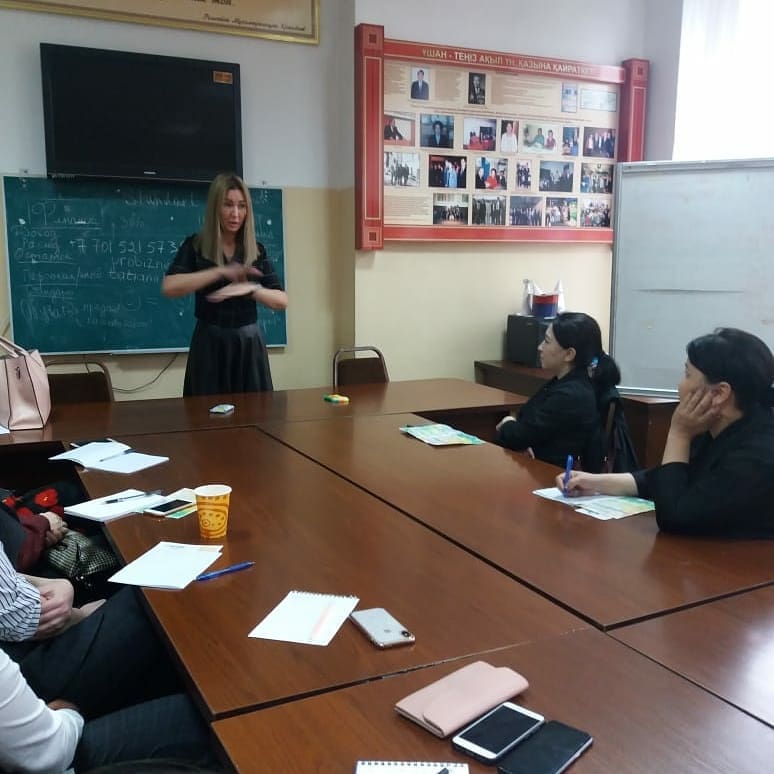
[108,542,222,590]
[50,440,168,473]
[248,590,359,646]
[65,489,168,522]
[355,763,468,773]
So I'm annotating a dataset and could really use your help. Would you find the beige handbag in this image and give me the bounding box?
[395,660,529,738]
[0,336,51,429]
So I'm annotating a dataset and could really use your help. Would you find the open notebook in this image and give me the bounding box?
[50,440,168,473]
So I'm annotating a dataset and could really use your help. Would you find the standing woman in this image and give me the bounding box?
[495,312,620,472]
[162,173,287,396]
[561,328,774,537]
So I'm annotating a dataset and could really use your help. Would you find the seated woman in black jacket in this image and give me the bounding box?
[495,312,620,472]
[561,328,774,537]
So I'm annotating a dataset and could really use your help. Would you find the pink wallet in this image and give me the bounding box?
[394,660,529,738]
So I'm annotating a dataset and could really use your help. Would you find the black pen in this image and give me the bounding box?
[196,561,255,582]
[98,449,134,463]
[104,490,162,504]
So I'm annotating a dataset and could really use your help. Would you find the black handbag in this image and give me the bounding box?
[43,530,119,579]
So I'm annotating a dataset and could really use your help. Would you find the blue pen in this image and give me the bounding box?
[196,561,255,582]
[563,454,574,495]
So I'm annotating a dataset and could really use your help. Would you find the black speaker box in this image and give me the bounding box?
[506,315,551,366]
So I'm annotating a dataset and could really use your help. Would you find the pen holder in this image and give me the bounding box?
[194,484,232,539]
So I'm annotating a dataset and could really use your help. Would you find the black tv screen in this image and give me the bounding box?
[40,43,242,183]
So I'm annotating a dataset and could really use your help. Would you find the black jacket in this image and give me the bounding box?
[633,406,774,537]
[495,368,603,471]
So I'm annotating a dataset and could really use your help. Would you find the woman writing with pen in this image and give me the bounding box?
[561,328,774,537]
[495,312,620,472]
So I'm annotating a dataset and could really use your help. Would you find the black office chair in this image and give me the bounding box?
[332,346,389,389]
[45,358,114,404]
[597,389,639,473]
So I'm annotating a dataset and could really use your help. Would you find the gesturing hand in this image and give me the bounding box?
[207,281,258,302]
[220,263,262,283]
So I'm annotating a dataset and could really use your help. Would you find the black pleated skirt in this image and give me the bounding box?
[183,321,273,396]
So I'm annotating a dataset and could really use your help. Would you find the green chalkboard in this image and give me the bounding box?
[2,177,286,353]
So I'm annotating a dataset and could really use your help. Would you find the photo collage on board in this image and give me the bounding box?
[383,62,619,228]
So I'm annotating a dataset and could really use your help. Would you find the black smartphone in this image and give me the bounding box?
[70,438,112,448]
[496,720,592,774]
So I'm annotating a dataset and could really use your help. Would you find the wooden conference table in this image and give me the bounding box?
[260,412,774,629]
[213,629,774,773]
[82,427,583,719]
[10,379,771,770]
[613,585,774,729]
[0,378,523,447]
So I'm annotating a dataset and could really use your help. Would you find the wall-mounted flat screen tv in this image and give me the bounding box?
[40,43,242,183]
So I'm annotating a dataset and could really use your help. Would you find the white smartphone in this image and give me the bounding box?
[452,701,544,763]
[144,499,193,517]
[349,607,415,648]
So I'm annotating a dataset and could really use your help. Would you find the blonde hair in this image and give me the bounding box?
[195,173,257,266]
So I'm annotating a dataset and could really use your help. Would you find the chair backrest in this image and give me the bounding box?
[599,394,640,474]
[45,359,114,404]
[333,346,389,389]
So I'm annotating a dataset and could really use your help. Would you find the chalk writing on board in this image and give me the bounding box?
[3,177,286,354]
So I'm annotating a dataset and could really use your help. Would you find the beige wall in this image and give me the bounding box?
[0,173,612,401]
[0,1,681,399]
[355,242,612,382]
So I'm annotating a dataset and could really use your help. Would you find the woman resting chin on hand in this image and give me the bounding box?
[559,328,774,538]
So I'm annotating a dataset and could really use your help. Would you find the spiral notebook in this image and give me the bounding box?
[355,763,468,773]
[248,590,359,646]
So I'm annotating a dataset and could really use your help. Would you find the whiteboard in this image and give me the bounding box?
[610,158,774,395]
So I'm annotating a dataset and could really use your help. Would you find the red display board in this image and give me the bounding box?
[355,24,648,248]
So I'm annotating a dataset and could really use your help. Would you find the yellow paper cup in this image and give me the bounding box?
[194,484,232,539]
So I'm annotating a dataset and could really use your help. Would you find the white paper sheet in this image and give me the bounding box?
[249,590,359,646]
[109,542,222,590]
[533,487,654,520]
